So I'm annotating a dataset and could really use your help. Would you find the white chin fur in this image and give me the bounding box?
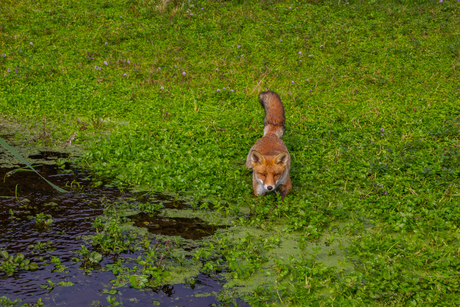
[256,184,267,196]
[256,184,276,195]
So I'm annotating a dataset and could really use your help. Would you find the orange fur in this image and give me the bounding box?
[246,91,292,201]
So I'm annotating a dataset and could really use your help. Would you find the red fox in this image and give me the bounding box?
[246,91,291,201]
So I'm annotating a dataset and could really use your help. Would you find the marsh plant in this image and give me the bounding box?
[76,245,103,268]
[0,251,38,276]
[29,213,54,228]
[28,240,54,254]
[90,205,139,253]
[131,240,173,288]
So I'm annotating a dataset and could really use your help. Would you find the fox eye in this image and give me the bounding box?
[259,173,266,177]
[274,173,281,177]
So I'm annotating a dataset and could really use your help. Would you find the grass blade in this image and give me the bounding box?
[0,137,67,193]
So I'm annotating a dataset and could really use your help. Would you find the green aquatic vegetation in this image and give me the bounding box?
[75,245,103,268]
[0,297,43,307]
[50,256,68,273]
[43,202,58,209]
[137,201,164,213]
[40,279,74,291]
[91,215,132,253]
[106,295,120,307]
[0,251,38,276]
[245,255,338,305]
[28,213,53,228]
[90,203,140,253]
[28,241,54,254]
[105,259,138,288]
[8,209,19,220]
[219,234,273,280]
[131,240,173,288]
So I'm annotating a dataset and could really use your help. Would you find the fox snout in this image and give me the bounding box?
[259,174,276,191]
[255,172,277,194]
[258,176,276,192]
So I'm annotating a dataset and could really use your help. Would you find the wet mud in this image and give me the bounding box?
[27,151,71,160]
[129,213,223,240]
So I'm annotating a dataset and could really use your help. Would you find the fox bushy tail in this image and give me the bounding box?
[259,91,285,138]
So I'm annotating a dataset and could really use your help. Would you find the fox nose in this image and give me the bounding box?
[267,186,273,191]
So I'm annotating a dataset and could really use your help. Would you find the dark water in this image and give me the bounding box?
[129,213,222,240]
[0,160,244,306]
[27,151,70,160]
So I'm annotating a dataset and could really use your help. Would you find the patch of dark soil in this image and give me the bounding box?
[144,192,191,210]
[129,212,223,240]
[28,151,70,160]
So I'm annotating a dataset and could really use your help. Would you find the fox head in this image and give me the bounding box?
[251,151,289,192]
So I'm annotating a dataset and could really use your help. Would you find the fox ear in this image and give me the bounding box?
[275,152,289,165]
[251,151,265,166]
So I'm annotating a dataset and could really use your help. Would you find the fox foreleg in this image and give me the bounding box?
[278,175,292,202]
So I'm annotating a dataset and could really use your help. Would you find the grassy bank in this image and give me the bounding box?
[1,0,460,305]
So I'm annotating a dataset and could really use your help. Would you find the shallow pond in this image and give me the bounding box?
[0,159,245,306]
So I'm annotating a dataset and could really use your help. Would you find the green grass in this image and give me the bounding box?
[1,0,460,305]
